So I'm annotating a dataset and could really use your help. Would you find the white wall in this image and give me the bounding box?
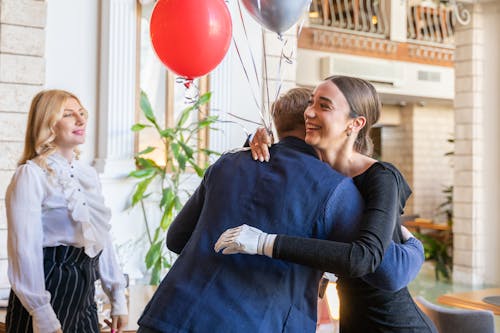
[45,0,99,165]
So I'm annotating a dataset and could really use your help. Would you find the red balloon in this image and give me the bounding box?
[150,0,232,80]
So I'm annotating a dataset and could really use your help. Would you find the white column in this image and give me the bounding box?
[452,2,494,286]
[481,1,500,285]
[95,0,137,177]
[389,0,407,42]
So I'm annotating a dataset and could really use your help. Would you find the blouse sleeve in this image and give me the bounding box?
[361,237,424,291]
[6,164,61,333]
[98,236,128,316]
[273,164,402,278]
[92,168,128,316]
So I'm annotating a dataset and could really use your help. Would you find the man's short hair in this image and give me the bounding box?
[272,87,312,135]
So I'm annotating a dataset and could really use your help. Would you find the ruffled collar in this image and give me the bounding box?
[46,153,111,257]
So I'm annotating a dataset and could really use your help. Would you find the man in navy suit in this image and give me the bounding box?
[137,88,364,333]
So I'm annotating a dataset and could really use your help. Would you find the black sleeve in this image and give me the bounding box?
[243,134,252,147]
[166,176,207,254]
[273,164,401,277]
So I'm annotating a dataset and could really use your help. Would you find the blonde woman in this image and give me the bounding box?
[5,90,128,333]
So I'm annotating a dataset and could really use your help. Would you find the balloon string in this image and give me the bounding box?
[271,11,309,127]
[235,1,269,130]
[274,34,296,102]
[297,3,309,38]
[236,0,261,89]
[232,36,263,116]
[175,77,200,105]
[225,111,262,126]
[176,77,194,89]
[261,32,272,131]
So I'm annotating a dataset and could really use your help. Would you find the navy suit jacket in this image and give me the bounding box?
[138,137,364,333]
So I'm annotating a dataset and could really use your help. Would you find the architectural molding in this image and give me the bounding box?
[450,0,472,25]
[408,44,455,62]
[95,0,138,177]
[299,27,454,67]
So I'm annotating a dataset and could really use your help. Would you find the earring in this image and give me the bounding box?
[346,126,353,137]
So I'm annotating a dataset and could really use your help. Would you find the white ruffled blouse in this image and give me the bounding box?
[6,153,127,333]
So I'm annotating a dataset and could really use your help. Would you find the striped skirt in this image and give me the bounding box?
[6,245,101,333]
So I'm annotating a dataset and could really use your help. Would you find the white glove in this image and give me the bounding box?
[401,225,415,242]
[214,224,276,257]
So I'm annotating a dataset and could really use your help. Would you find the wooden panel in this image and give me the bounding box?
[403,220,451,231]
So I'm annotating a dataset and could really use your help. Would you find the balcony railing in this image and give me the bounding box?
[309,0,390,38]
[407,1,456,46]
[308,0,457,46]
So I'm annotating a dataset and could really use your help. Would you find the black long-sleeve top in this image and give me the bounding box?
[273,161,411,278]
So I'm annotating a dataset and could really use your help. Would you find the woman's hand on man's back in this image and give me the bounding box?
[250,127,272,162]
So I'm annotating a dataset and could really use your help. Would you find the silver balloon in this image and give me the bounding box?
[241,0,312,35]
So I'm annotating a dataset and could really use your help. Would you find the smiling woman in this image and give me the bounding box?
[5,90,128,332]
[218,76,438,333]
[53,97,88,157]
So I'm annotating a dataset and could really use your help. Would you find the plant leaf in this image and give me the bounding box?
[129,168,155,178]
[145,241,162,269]
[176,106,194,127]
[160,188,175,210]
[171,143,187,170]
[179,141,194,158]
[131,176,154,206]
[152,227,161,243]
[177,154,187,171]
[136,146,155,156]
[174,196,182,211]
[198,115,218,128]
[150,257,164,285]
[200,148,221,156]
[135,157,162,171]
[171,143,180,159]
[195,92,212,107]
[160,128,176,139]
[189,160,205,177]
[140,91,158,126]
[160,209,172,230]
[131,123,150,132]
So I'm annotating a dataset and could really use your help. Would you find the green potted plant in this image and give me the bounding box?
[129,90,219,284]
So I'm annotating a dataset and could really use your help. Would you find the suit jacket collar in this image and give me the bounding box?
[277,136,319,159]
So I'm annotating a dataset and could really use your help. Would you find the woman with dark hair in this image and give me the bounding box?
[216,76,437,332]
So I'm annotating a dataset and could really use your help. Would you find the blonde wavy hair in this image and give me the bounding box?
[19,89,85,170]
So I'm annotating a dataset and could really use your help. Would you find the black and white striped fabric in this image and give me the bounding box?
[6,246,101,333]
